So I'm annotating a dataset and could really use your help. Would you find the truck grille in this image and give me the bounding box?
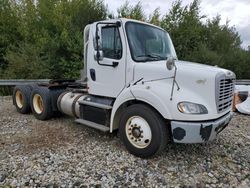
[215,73,235,113]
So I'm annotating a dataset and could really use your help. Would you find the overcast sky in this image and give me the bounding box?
[104,0,250,49]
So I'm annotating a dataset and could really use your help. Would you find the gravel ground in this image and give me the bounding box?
[0,96,249,187]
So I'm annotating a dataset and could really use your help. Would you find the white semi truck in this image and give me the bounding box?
[13,18,235,157]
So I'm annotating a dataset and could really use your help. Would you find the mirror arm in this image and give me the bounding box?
[97,61,118,67]
[170,65,180,101]
[95,21,121,52]
[95,24,100,60]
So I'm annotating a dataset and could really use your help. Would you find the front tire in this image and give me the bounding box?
[119,104,169,158]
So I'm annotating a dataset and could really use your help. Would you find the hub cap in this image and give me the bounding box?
[33,94,44,114]
[15,90,24,108]
[125,116,152,148]
[16,90,23,108]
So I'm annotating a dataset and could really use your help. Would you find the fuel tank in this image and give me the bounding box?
[57,92,87,118]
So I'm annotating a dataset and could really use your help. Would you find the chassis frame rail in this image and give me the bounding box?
[0,79,50,86]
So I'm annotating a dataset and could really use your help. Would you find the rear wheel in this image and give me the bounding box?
[13,85,32,114]
[33,94,44,114]
[31,87,52,120]
[119,104,169,158]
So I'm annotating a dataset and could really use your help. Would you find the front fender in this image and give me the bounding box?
[110,87,135,132]
[110,84,173,132]
[130,86,172,119]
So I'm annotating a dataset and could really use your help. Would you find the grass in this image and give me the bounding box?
[0,86,13,96]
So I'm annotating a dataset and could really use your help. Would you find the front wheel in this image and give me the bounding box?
[119,104,169,158]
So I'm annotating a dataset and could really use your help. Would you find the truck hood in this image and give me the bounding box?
[177,60,234,75]
[132,60,235,121]
[133,60,234,82]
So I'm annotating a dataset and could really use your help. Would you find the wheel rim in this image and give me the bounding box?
[125,116,152,149]
[33,94,44,114]
[15,90,24,109]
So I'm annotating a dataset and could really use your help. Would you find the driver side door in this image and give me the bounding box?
[87,23,126,98]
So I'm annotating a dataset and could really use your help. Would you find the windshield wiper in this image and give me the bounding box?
[137,54,166,62]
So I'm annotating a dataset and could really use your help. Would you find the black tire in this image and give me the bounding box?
[27,84,39,91]
[50,89,65,117]
[119,104,169,158]
[30,87,52,120]
[13,85,32,114]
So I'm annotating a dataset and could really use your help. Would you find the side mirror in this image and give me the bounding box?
[95,23,103,61]
[94,21,121,63]
[96,35,102,50]
[94,50,103,61]
[166,57,175,70]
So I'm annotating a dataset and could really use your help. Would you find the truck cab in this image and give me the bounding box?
[13,18,235,157]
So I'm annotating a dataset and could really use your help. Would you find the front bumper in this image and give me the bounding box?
[170,112,234,143]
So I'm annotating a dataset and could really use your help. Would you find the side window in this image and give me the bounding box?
[101,26,122,59]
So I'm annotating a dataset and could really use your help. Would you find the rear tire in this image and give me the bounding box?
[13,85,32,114]
[31,87,52,120]
[27,84,39,91]
[119,104,169,158]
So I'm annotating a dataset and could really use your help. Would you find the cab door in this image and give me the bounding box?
[87,23,126,98]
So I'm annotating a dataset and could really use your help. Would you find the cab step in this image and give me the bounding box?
[75,119,110,132]
[78,100,112,110]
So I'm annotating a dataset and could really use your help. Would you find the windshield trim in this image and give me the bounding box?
[125,21,175,63]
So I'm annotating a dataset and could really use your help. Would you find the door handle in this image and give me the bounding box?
[112,61,119,67]
[90,69,96,81]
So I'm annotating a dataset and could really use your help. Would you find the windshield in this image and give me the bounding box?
[125,22,177,62]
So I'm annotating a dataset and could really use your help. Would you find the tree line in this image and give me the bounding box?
[0,0,250,79]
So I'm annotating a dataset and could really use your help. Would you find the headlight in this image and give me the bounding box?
[177,102,208,114]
